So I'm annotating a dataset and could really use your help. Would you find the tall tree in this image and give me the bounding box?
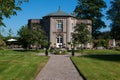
[74,0,107,38]
[0,0,28,26]
[107,0,120,40]
[72,23,91,54]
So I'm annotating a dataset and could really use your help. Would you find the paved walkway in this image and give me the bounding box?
[35,55,83,80]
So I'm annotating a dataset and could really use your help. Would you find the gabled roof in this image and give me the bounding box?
[44,8,74,17]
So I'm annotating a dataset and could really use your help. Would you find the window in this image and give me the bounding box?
[60,37,63,43]
[57,37,59,43]
[56,35,63,48]
[57,21,63,29]
[57,36,63,43]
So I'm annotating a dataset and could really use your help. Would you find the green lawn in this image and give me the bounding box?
[71,55,120,80]
[84,49,120,54]
[0,50,49,80]
[75,49,120,54]
[0,49,45,55]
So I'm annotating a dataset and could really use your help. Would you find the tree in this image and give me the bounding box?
[0,33,6,49]
[74,0,107,38]
[18,26,31,48]
[0,27,6,49]
[72,23,91,54]
[96,31,111,39]
[107,0,120,40]
[93,39,108,48]
[6,28,14,40]
[0,0,28,26]
[32,29,46,50]
[18,25,47,49]
[0,38,6,50]
[42,41,51,56]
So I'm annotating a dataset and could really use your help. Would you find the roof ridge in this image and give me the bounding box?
[44,8,74,17]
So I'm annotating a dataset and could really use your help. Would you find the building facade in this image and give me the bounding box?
[28,9,92,49]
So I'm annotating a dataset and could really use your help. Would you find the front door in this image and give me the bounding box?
[56,36,63,48]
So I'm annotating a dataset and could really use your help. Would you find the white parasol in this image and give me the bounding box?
[7,39,17,42]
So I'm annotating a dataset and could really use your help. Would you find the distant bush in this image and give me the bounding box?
[0,39,6,50]
[117,41,120,47]
[50,48,67,55]
[93,39,108,48]
[115,47,120,51]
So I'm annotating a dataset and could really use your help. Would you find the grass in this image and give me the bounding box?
[0,50,49,80]
[0,49,45,55]
[71,55,120,80]
[84,49,120,54]
[75,49,120,54]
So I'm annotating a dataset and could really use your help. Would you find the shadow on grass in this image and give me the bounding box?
[13,50,37,52]
[13,49,44,53]
[83,54,120,62]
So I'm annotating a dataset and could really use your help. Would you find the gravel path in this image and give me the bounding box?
[35,55,83,80]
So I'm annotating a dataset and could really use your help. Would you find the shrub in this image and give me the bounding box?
[115,47,120,51]
[93,39,108,48]
[117,41,120,47]
[52,49,67,55]
[0,39,6,50]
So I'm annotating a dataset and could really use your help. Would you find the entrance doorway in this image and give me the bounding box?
[56,36,63,48]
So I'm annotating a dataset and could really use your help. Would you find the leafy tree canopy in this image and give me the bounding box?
[95,31,111,39]
[107,0,120,40]
[0,0,28,26]
[18,25,47,49]
[74,0,107,38]
[72,23,91,45]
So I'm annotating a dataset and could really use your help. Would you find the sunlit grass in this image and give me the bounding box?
[72,55,120,80]
[74,49,120,54]
[0,49,45,55]
[0,50,49,80]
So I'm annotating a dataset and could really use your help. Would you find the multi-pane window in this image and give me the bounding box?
[57,36,63,43]
[60,37,63,43]
[57,20,63,30]
[57,37,59,43]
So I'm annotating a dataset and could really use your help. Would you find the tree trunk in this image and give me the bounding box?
[71,48,75,56]
[45,48,48,56]
[81,44,83,54]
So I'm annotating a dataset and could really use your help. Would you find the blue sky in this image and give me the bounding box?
[1,0,111,36]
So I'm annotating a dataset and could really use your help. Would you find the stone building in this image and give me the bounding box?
[28,8,92,49]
